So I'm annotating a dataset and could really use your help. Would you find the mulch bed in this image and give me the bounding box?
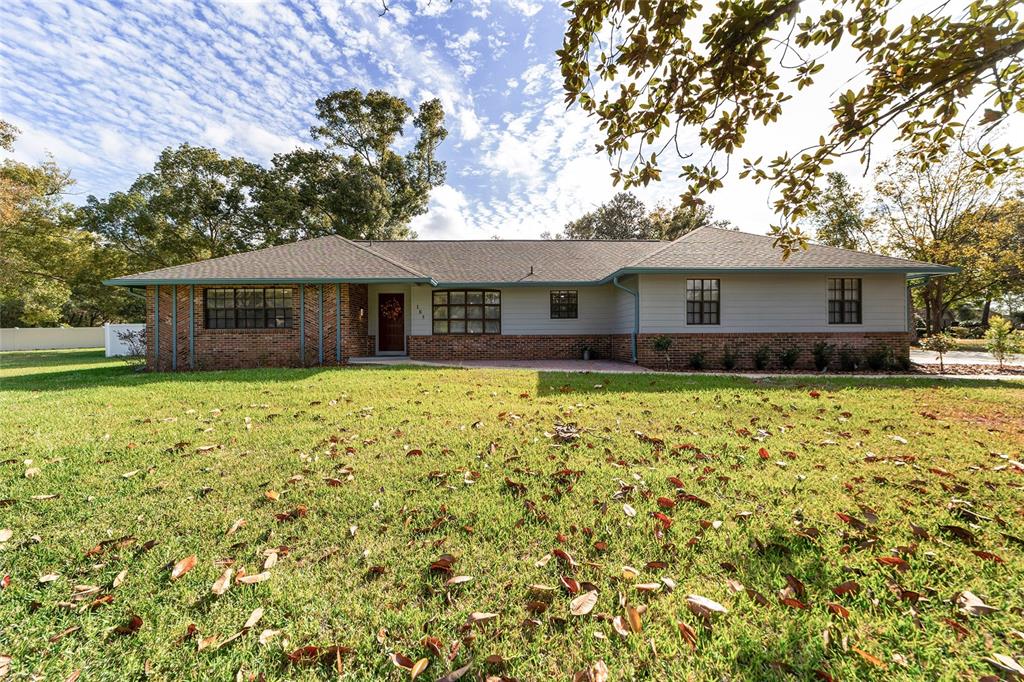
[910,363,1024,376]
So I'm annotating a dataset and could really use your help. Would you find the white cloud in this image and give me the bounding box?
[410,184,483,238]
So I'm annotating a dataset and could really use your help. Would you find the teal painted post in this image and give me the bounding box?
[171,286,177,370]
[154,285,160,368]
[299,285,305,365]
[318,284,324,365]
[189,285,195,369]
[335,284,341,363]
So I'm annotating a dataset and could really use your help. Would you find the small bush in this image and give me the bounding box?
[780,347,800,370]
[753,345,771,370]
[653,335,673,364]
[812,341,833,371]
[722,345,737,370]
[838,345,859,371]
[921,333,955,372]
[984,315,1023,370]
[948,326,971,339]
[893,354,911,371]
[864,346,894,371]
[116,328,147,369]
[689,352,706,370]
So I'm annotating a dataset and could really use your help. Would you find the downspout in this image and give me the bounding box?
[612,275,638,363]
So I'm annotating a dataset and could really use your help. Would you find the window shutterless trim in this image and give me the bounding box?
[431,289,500,335]
[685,278,720,325]
[549,289,578,319]
[827,277,862,324]
[203,287,294,330]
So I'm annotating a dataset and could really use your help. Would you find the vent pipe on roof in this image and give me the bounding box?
[529,265,534,276]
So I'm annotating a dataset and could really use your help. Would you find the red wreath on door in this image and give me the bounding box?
[381,299,402,321]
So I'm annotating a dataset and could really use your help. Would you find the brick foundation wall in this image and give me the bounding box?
[146,283,370,371]
[636,332,910,371]
[408,334,634,362]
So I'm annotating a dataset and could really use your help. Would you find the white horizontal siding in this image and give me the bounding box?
[412,285,634,336]
[639,273,908,333]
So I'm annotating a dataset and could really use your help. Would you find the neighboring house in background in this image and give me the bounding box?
[103,227,956,371]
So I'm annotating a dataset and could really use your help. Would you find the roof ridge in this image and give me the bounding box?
[337,236,431,278]
[619,226,709,269]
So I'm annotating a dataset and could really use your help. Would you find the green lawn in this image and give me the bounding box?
[1,350,1022,680]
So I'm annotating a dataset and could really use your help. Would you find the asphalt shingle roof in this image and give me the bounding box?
[105,227,955,285]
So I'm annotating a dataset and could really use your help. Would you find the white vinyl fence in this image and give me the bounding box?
[0,326,104,351]
[104,323,146,357]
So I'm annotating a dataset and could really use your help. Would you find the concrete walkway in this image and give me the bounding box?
[349,356,1022,380]
[910,349,1023,367]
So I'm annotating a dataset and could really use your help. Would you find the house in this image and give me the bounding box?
[104,227,956,371]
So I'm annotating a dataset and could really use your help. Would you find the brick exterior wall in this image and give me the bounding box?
[146,283,371,371]
[408,334,634,362]
[636,332,910,371]
[146,282,909,372]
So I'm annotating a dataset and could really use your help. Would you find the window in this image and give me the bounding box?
[550,290,578,319]
[432,290,500,334]
[204,288,293,329]
[686,279,720,325]
[828,278,862,324]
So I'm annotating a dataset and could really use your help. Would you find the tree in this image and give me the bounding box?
[874,145,1023,335]
[254,90,447,243]
[984,315,1022,370]
[83,144,261,273]
[648,201,729,240]
[562,191,654,239]
[0,121,141,326]
[558,0,1024,256]
[805,172,876,251]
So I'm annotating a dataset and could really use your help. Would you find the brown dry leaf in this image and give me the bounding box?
[258,629,280,645]
[957,590,998,616]
[622,503,637,517]
[265,490,280,501]
[467,612,498,624]
[982,654,1024,678]
[678,621,698,651]
[573,660,609,682]
[263,552,278,571]
[625,604,642,632]
[226,518,246,536]
[570,591,599,616]
[170,555,197,581]
[38,573,59,584]
[243,608,263,630]
[0,656,9,678]
[852,647,887,669]
[113,614,143,636]
[238,571,271,585]
[445,575,473,587]
[211,568,233,596]
[0,529,12,542]
[686,594,728,618]
[25,467,41,478]
[410,657,429,680]
[435,664,472,682]
[112,569,128,589]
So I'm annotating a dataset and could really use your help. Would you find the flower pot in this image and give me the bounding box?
[582,349,593,361]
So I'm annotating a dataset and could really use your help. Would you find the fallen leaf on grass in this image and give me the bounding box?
[226,519,245,536]
[112,569,127,589]
[678,622,698,651]
[113,614,143,636]
[211,569,232,596]
[265,490,280,501]
[573,661,609,682]
[435,664,472,682]
[686,594,727,619]
[237,571,271,585]
[957,591,998,616]
[170,555,197,581]
[827,603,850,619]
[0,529,12,542]
[982,654,1024,678]
[852,647,887,669]
[570,591,598,616]
[467,612,498,624]
[286,645,354,666]
[445,575,473,587]
[831,580,860,597]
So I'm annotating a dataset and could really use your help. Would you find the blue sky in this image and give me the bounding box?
[1,0,730,239]
[5,1,1008,240]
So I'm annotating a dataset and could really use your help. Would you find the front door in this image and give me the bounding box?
[378,293,405,353]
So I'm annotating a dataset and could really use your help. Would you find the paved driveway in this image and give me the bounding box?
[910,349,1023,366]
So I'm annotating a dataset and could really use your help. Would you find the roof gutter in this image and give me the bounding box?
[612,275,638,363]
[103,276,437,286]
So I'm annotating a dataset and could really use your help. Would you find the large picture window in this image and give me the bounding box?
[550,290,578,319]
[828,278,862,324]
[432,290,500,334]
[204,287,293,329]
[686,279,720,325]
